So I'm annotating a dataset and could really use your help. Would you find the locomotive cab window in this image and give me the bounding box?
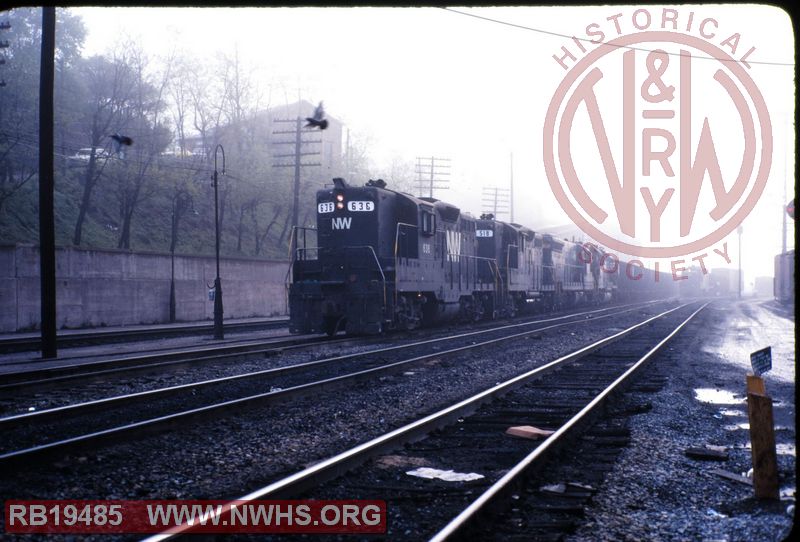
[421,211,436,236]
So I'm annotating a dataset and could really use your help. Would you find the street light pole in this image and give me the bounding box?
[213,144,225,339]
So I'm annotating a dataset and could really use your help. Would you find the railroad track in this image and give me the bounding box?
[0,318,289,354]
[0,333,344,392]
[0,301,662,468]
[0,300,655,394]
[0,304,641,392]
[135,300,707,541]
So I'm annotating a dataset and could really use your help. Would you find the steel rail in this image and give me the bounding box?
[428,302,709,542]
[0,300,655,391]
[0,333,339,391]
[0,319,289,354]
[139,301,698,542]
[0,302,654,429]
[0,302,662,467]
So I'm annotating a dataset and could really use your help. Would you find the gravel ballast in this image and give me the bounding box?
[0,298,792,541]
[567,298,795,542]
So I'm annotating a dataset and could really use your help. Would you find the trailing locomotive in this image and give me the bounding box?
[288,178,670,336]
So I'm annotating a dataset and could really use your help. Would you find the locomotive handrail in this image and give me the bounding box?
[457,254,495,288]
[287,226,297,260]
[505,243,519,295]
[288,225,318,260]
[563,261,586,287]
[393,222,499,308]
[285,226,320,315]
[462,254,500,307]
[393,222,420,308]
[393,222,418,262]
[288,245,386,308]
[293,247,320,261]
[541,263,556,289]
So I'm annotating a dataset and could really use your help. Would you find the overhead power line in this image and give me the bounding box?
[440,7,794,67]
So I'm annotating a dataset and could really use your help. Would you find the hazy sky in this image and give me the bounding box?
[69,5,795,284]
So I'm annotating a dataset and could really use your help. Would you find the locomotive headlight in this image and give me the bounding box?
[336,194,344,202]
[336,202,344,209]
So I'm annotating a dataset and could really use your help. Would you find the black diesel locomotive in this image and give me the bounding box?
[289,178,671,336]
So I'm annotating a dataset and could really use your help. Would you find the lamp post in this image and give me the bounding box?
[213,144,225,339]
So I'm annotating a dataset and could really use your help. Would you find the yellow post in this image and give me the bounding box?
[747,374,766,395]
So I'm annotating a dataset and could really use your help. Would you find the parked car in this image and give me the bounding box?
[160,148,194,158]
[70,148,110,162]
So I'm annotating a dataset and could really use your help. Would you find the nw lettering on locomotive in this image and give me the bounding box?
[446,230,461,262]
[331,217,352,230]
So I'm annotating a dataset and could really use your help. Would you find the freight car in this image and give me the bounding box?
[288,178,671,336]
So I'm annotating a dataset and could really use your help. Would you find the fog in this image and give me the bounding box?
[22,6,800,286]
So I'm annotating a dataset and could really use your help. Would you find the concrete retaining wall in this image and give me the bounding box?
[0,244,290,332]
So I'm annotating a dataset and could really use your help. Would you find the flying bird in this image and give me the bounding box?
[305,101,328,130]
[110,133,133,158]
[111,133,133,146]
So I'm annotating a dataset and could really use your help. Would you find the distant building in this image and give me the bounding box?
[774,250,795,304]
[754,276,773,298]
[708,267,738,297]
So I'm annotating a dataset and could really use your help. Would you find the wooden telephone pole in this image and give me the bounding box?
[39,8,57,358]
[482,186,511,220]
[272,117,322,231]
[415,156,451,198]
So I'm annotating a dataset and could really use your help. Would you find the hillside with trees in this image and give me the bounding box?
[0,7,415,260]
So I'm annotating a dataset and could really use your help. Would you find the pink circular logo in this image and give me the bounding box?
[544,30,772,258]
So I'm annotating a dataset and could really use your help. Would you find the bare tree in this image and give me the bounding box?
[72,53,136,246]
[376,154,417,194]
[0,144,36,213]
[187,53,229,161]
[167,55,192,156]
[111,45,174,249]
[214,49,271,255]
[251,203,285,256]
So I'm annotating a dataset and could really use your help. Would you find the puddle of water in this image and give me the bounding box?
[695,388,743,405]
[724,423,750,431]
[725,422,791,431]
[737,442,796,456]
[780,486,796,501]
[719,409,746,417]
